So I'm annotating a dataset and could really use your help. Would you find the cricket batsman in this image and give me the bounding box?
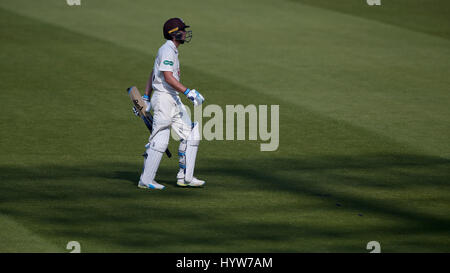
[137,18,205,190]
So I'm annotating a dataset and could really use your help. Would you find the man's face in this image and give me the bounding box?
[174,29,192,44]
[180,31,187,40]
[172,30,186,44]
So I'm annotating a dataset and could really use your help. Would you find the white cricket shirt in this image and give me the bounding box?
[152,40,181,96]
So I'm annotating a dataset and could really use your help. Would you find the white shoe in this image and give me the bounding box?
[138,180,165,190]
[177,177,205,187]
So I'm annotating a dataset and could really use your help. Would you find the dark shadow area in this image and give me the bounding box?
[0,153,449,252]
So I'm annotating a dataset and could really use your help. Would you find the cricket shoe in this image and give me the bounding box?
[138,180,165,190]
[177,177,205,188]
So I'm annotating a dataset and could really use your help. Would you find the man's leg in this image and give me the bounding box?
[185,122,200,183]
[175,122,204,187]
[139,126,170,190]
[172,98,205,187]
[138,92,173,190]
[177,139,187,183]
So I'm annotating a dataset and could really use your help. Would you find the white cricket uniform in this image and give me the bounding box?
[139,40,201,185]
[150,40,192,141]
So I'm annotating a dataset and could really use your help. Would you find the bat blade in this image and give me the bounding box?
[128,86,147,117]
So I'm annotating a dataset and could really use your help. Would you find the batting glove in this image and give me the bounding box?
[184,88,205,106]
[132,106,140,117]
[142,95,152,113]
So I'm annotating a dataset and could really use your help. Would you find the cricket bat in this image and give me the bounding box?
[127,86,172,158]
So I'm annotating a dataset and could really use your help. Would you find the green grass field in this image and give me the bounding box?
[0,0,449,252]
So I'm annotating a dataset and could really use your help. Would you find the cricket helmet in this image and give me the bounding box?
[163,17,192,43]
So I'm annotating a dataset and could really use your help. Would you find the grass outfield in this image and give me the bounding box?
[0,0,449,252]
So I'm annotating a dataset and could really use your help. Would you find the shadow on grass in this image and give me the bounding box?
[0,153,449,252]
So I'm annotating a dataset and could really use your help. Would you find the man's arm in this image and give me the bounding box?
[141,69,154,113]
[163,71,205,106]
[145,69,155,97]
[163,71,188,93]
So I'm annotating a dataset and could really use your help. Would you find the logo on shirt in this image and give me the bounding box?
[163,60,174,66]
